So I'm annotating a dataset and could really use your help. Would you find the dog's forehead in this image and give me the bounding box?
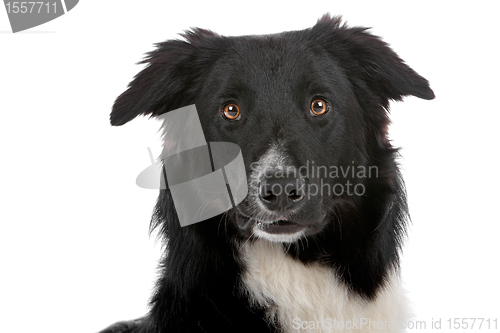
[200,34,350,112]
[203,33,343,100]
[229,34,315,76]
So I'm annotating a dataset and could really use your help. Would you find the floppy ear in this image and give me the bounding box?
[314,15,434,103]
[110,29,219,126]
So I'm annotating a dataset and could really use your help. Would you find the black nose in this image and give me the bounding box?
[258,176,305,212]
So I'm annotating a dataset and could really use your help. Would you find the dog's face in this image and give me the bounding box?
[194,35,364,242]
[110,15,434,243]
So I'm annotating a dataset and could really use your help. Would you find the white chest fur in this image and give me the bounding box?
[240,239,408,332]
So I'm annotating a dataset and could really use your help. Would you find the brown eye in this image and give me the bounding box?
[222,103,241,120]
[310,98,328,116]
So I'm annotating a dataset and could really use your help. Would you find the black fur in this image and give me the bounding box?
[101,14,434,333]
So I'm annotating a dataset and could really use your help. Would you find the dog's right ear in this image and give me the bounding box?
[110,28,219,126]
[313,14,434,104]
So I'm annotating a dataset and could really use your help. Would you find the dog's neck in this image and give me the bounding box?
[240,239,407,332]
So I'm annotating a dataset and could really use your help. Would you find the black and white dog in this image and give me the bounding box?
[102,14,434,333]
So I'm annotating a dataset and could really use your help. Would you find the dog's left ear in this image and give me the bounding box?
[314,15,435,103]
[110,28,220,126]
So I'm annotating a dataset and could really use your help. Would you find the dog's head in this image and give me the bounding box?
[111,15,434,243]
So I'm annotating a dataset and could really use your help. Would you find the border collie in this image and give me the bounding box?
[101,14,434,333]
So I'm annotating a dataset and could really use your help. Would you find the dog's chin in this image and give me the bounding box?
[235,212,327,243]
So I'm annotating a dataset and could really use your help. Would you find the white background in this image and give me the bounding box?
[1,1,499,332]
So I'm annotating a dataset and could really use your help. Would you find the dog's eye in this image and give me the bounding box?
[310,98,329,116]
[222,103,241,121]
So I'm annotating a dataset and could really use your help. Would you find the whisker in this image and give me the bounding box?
[239,223,255,252]
[332,204,342,241]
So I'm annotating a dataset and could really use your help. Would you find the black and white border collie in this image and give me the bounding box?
[101,14,434,333]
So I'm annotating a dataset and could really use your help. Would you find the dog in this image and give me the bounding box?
[101,14,434,333]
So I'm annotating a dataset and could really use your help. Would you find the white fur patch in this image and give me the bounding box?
[245,143,289,221]
[240,239,407,332]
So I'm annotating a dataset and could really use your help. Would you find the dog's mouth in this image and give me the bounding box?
[235,211,307,234]
[255,219,307,235]
[235,209,327,243]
